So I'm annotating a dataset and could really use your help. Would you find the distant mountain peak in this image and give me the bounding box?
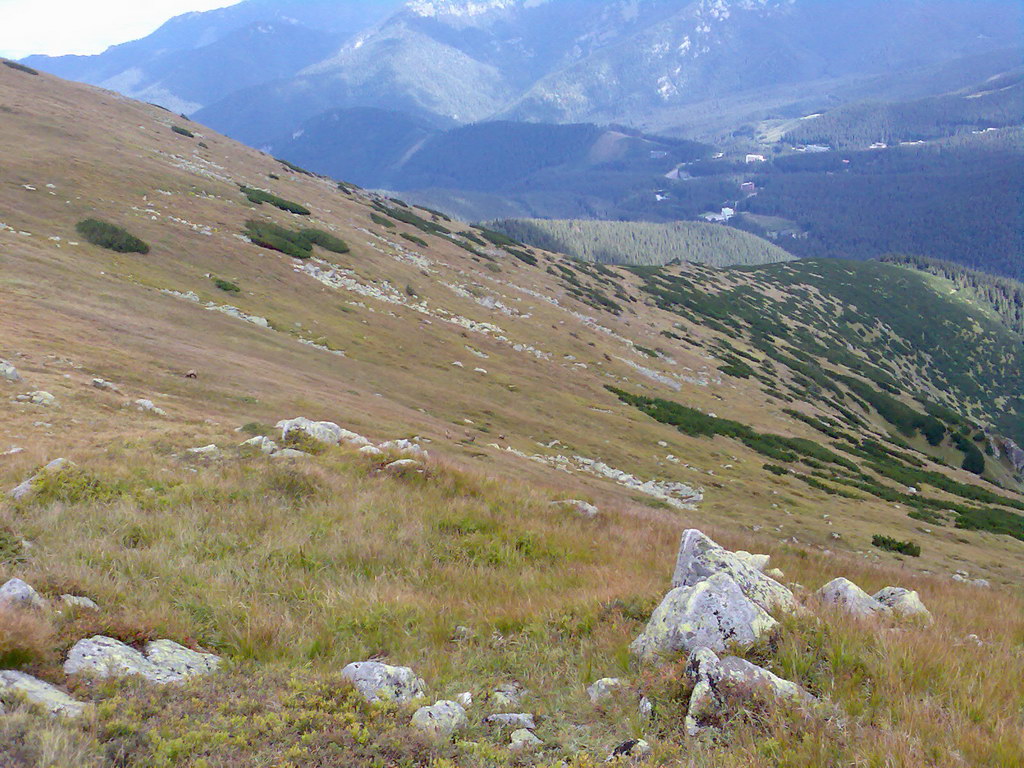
[406,0,531,18]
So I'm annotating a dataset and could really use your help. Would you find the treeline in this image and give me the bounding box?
[881,254,1024,336]
[487,218,794,267]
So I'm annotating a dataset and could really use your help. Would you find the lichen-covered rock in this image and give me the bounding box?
[873,587,931,620]
[91,378,119,392]
[17,391,55,406]
[133,399,167,416]
[341,661,426,704]
[586,677,625,703]
[64,635,221,684]
[488,682,525,708]
[509,728,542,751]
[241,436,278,454]
[485,713,536,730]
[9,457,74,501]
[379,439,427,457]
[672,530,795,613]
[818,578,890,617]
[359,445,383,456]
[272,448,308,459]
[411,700,468,738]
[631,572,778,663]
[60,594,99,611]
[732,551,770,572]
[551,499,600,519]
[187,444,221,458]
[0,578,46,610]
[684,647,815,736]
[384,459,421,471]
[0,360,21,383]
[277,417,370,447]
[0,671,87,718]
[144,640,221,678]
[766,567,785,582]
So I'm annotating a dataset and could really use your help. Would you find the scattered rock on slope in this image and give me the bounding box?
[873,587,931,620]
[817,578,891,617]
[411,699,468,738]
[64,636,221,684]
[0,360,21,382]
[631,572,778,662]
[586,677,625,703]
[672,529,795,613]
[341,661,426,704]
[277,417,370,447]
[9,458,74,501]
[0,578,47,610]
[0,671,87,718]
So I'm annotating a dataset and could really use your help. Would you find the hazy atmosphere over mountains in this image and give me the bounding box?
[2,2,1023,766]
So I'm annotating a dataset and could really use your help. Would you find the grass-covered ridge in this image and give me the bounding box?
[489,218,794,268]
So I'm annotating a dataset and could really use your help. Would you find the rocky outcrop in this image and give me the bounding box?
[277,417,370,448]
[0,578,47,610]
[15,391,55,406]
[485,712,536,730]
[64,636,221,684]
[9,457,74,501]
[630,572,778,663]
[817,578,891,617]
[411,700,468,738]
[341,661,426,704]
[684,647,815,737]
[0,671,86,718]
[873,587,931,620]
[672,530,795,613]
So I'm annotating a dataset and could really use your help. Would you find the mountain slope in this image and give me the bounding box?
[1,61,1022,768]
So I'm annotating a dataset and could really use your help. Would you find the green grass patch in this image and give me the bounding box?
[240,186,310,216]
[213,277,240,293]
[171,125,194,138]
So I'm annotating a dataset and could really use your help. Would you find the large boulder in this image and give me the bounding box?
[64,635,221,684]
[341,661,426,704]
[684,647,815,736]
[0,671,87,718]
[0,360,21,383]
[873,587,931,621]
[0,578,46,610]
[277,417,370,447]
[9,458,73,501]
[817,578,890,617]
[672,530,795,614]
[630,572,778,663]
[411,700,468,738]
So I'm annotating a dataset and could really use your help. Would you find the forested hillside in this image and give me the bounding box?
[882,255,1024,335]
[489,218,793,267]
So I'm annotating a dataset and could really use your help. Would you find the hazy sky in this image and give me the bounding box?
[0,0,244,59]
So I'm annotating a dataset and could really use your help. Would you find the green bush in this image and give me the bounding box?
[244,221,349,259]
[75,219,150,254]
[370,213,395,228]
[300,229,349,255]
[213,277,240,293]
[3,60,39,76]
[171,125,194,138]
[401,233,429,248]
[871,534,921,557]
[240,186,310,216]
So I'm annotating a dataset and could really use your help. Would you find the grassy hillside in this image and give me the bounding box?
[487,219,794,268]
[0,62,1022,768]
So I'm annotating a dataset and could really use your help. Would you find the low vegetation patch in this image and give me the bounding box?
[243,220,348,259]
[240,186,310,216]
[171,125,194,138]
[75,219,150,254]
[2,60,39,75]
[212,277,240,293]
[871,534,921,557]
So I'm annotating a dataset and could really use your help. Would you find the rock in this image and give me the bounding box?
[972,579,991,589]
[552,499,600,519]
[456,691,473,707]
[672,530,795,613]
[379,439,428,457]
[359,445,383,456]
[277,417,370,447]
[872,587,931,620]
[60,594,99,611]
[8,457,75,501]
[411,700,468,738]
[384,459,421,470]
[952,573,968,583]
[509,728,542,751]
[0,360,21,383]
[489,682,525,708]
[0,671,86,718]
[766,567,785,582]
[684,647,814,736]
[587,677,625,704]
[17,391,56,406]
[64,635,221,684]
[144,640,222,679]
[485,713,536,730]
[608,738,651,761]
[186,445,220,458]
[732,551,770,572]
[638,697,653,720]
[817,578,890,617]
[0,578,46,609]
[133,399,167,416]
[341,661,426,704]
[630,572,778,663]
[241,436,278,454]
[272,449,309,459]
[91,378,119,392]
